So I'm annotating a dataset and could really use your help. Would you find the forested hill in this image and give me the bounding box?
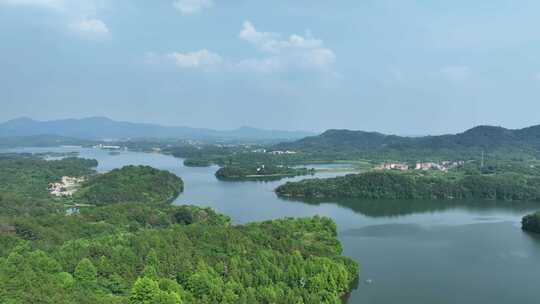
[276,171,540,202]
[0,154,358,303]
[275,124,540,154]
[75,165,184,205]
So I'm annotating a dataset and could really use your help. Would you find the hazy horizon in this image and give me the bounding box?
[3,115,537,138]
[1,115,317,133]
[2,1,540,135]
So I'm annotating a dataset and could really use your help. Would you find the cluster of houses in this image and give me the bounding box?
[375,161,465,172]
[92,144,124,150]
[250,149,298,155]
[48,176,85,197]
[268,150,297,155]
[377,163,410,171]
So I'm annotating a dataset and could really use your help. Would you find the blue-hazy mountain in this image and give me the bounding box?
[0,117,314,142]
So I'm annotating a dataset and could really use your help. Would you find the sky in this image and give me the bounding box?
[1,0,540,135]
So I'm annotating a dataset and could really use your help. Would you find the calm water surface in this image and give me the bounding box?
[6,147,540,304]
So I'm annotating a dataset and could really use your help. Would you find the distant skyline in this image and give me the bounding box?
[2,1,540,134]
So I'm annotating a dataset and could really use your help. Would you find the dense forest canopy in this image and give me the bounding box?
[164,145,322,168]
[0,154,358,303]
[215,165,313,181]
[276,170,540,202]
[0,154,97,200]
[75,166,184,206]
[274,125,540,161]
[522,211,540,233]
[1,205,357,303]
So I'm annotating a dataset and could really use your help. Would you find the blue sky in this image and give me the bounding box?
[1,0,540,134]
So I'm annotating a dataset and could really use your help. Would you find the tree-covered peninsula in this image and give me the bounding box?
[522,211,540,233]
[75,165,184,205]
[276,170,540,201]
[0,154,358,303]
[215,165,313,181]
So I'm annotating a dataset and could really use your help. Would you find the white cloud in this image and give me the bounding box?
[173,0,213,15]
[0,0,105,15]
[0,0,64,10]
[239,21,325,54]
[304,48,336,68]
[71,18,109,37]
[168,49,222,68]
[534,72,540,82]
[153,21,336,75]
[238,21,281,53]
[439,66,471,82]
[237,21,336,72]
[1,0,110,39]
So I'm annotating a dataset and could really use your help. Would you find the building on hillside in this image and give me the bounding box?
[48,176,85,197]
[375,163,409,171]
[269,150,297,155]
[93,144,122,150]
[415,162,449,171]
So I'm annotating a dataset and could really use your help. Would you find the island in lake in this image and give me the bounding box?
[215,165,314,181]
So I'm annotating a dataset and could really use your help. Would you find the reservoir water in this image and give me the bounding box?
[6,147,540,304]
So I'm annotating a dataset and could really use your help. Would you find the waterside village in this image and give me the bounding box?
[375,161,465,172]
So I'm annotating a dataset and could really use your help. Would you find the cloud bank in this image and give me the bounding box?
[153,21,336,75]
[0,0,110,39]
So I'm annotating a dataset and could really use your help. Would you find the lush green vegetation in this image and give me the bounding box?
[165,144,369,168]
[0,154,97,200]
[278,125,540,153]
[1,206,357,304]
[183,158,213,167]
[216,165,314,181]
[0,154,358,303]
[165,145,240,167]
[276,170,540,201]
[275,126,540,161]
[161,125,540,177]
[166,144,343,181]
[75,166,184,206]
[522,211,540,233]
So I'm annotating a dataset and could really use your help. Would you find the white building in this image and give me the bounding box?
[48,176,85,197]
[376,163,409,171]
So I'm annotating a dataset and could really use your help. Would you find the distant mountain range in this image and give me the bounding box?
[276,125,540,153]
[0,135,97,149]
[0,117,315,142]
[4,117,540,156]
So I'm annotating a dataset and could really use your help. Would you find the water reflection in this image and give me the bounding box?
[281,197,540,218]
